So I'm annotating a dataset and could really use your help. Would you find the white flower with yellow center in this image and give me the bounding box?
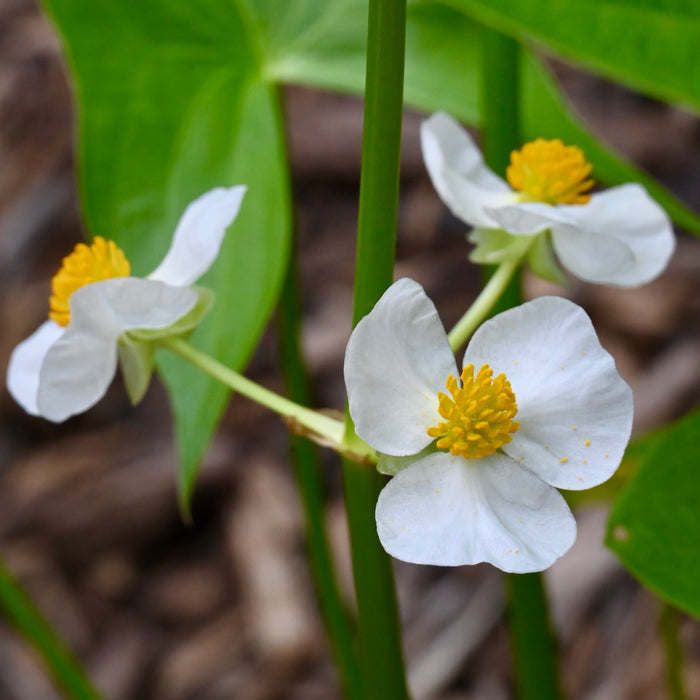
[7,186,246,422]
[344,279,633,572]
[422,111,675,287]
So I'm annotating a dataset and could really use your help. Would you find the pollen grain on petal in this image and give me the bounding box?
[426,363,519,460]
[507,138,594,205]
[49,237,131,326]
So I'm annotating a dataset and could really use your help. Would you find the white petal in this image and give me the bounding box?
[551,184,675,286]
[376,451,576,572]
[6,321,64,416]
[421,112,513,229]
[484,200,579,236]
[37,278,197,422]
[344,278,457,455]
[526,231,568,286]
[487,201,637,280]
[464,296,633,490]
[149,185,246,286]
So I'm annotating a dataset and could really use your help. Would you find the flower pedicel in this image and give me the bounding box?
[344,278,633,572]
[7,186,246,422]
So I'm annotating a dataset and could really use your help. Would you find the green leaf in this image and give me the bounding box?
[269,1,483,124]
[40,0,291,509]
[440,0,700,112]
[273,2,700,234]
[607,409,700,619]
[0,557,104,700]
[157,80,291,509]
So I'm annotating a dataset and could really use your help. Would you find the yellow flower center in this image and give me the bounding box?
[49,236,131,326]
[426,363,519,460]
[506,139,594,205]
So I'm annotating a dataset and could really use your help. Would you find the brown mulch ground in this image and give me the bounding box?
[1,3,699,699]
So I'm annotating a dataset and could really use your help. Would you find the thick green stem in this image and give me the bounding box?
[351,0,406,326]
[481,28,522,317]
[480,26,560,700]
[506,574,560,700]
[481,30,520,173]
[341,0,410,697]
[659,603,688,700]
[277,257,363,700]
[0,556,104,700]
[342,457,408,700]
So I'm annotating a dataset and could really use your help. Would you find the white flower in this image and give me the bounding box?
[7,186,246,422]
[421,111,675,287]
[344,278,633,572]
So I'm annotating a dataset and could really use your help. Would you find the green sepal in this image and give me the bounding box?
[468,227,532,264]
[117,334,155,405]
[118,286,215,406]
[377,443,438,476]
[526,231,568,286]
[130,286,215,342]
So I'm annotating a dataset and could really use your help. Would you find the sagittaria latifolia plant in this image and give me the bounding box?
[3,1,699,700]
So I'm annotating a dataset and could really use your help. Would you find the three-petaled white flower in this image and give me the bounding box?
[7,186,246,422]
[344,278,633,572]
[422,111,675,287]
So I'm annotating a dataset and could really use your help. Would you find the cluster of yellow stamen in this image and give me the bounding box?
[506,138,594,205]
[427,363,519,460]
[49,236,131,326]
